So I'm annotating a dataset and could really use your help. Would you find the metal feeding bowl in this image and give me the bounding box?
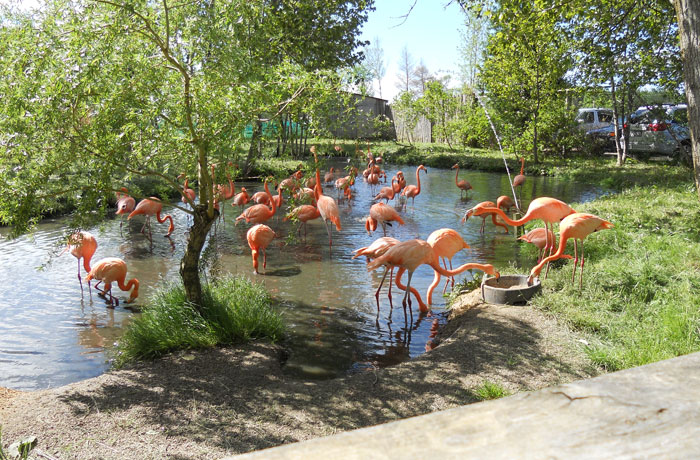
[481,274,541,305]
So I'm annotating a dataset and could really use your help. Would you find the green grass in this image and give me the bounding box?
[470,380,512,401]
[113,276,285,367]
[528,183,700,372]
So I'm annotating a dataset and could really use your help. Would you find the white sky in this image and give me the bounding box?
[359,1,466,102]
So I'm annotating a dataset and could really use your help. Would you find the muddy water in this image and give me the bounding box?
[0,162,605,390]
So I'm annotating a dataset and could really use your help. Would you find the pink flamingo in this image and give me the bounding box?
[426,228,470,296]
[395,171,406,191]
[231,187,250,211]
[401,164,427,209]
[497,195,516,213]
[451,164,473,198]
[462,201,509,234]
[365,202,405,236]
[127,198,174,239]
[246,224,277,274]
[367,239,499,313]
[284,204,320,238]
[314,155,342,252]
[115,188,135,234]
[518,227,556,263]
[235,180,278,225]
[86,257,139,307]
[374,177,397,203]
[354,238,403,313]
[513,157,526,188]
[251,190,271,205]
[61,230,98,292]
[178,173,197,206]
[324,167,336,184]
[471,197,576,257]
[528,212,614,288]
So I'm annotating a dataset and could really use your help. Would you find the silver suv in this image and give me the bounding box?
[576,108,614,132]
[627,104,691,163]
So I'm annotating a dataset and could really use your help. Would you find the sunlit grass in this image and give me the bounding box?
[470,380,512,401]
[113,276,285,367]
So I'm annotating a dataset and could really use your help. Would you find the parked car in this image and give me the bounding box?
[576,108,614,132]
[585,123,618,154]
[627,104,691,163]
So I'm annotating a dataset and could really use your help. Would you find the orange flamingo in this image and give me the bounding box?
[374,177,397,203]
[246,224,277,274]
[306,175,317,190]
[294,187,316,204]
[335,175,354,202]
[178,173,197,206]
[496,195,516,213]
[231,187,250,211]
[518,227,556,263]
[367,239,499,313]
[279,171,301,193]
[324,167,336,184]
[451,164,472,198]
[401,165,427,209]
[62,230,98,292]
[472,197,576,256]
[314,155,342,252]
[127,198,174,239]
[426,228,470,295]
[251,190,271,205]
[365,202,405,236]
[513,157,526,188]
[86,257,139,306]
[352,236,401,310]
[235,180,277,225]
[528,212,614,288]
[462,201,509,234]
[395,171,406,191]
[284,204,320,237]
[115,188,135,234]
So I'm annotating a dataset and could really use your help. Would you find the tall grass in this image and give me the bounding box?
[113,276,285,367]
[529,183,700,371]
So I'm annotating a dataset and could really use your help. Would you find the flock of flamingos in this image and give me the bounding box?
[62,146,614,314]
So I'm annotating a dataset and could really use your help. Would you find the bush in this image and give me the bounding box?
[113,276,285,367]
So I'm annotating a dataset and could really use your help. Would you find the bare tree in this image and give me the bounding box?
[412,60,432,95]
[396,45,415,93]
[364,36,386,98]
[458,8,489,89]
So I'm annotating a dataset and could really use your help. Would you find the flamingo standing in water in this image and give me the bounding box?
[497,195,516,213]
[352,236,403,311]
[246,224,277,274]
[374,177,397,203]
[313,152,341,253]
[86,257,139,307]
[231,187,250,211]
[178,173,197,207]
[367,239,499,314]
[426,228,470,296]
[512,157,526,207]
[462,201,509,234]
[115,188,135,234]
[401,165,427,209]
[284,204,320,238]
[62,230,98,293]
[127,198,174,240]
[528,212,613,288]
[519,227,556,263]
[365,202,404,236]
[451,164,473,198]
[324,167,336,184]
[235,180,279,225]
[251,189,271,205]
[471,197,576,259]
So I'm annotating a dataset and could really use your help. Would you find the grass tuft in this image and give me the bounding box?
[113,276,284,367]
[470,380,512,401]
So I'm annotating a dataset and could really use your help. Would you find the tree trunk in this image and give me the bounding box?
[180,204,217,313]
[674,0,700,198]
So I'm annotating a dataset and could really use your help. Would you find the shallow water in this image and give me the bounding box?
[0,161,605,390]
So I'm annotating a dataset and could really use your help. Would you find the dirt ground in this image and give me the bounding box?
[0,290,598,459]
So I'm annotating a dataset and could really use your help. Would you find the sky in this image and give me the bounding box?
[359,1,467,102]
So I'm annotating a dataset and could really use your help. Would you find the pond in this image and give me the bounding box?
[0,161,606,390]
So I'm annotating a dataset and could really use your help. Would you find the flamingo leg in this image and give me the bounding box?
[375,266,390,312]
[323,219,333,252]
[442,258,450,294]
[388,267,393,305]
[571,239,579,285]
[403,270,415,324]
[263,248,267,270]
[544,222,553,279]
[579,242,585,290]
[77,258,84,293]
[480,217,486,234]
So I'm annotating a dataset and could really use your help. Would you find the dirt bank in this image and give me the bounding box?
[0,290,598,459]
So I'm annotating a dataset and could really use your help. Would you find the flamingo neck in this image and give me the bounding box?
[394,267,429,312]
[427,270,441,305]
[415,167,422,193]
[264,181,276,214]
[520,158,524,175]
[491,214,509,232]
[431,261,494,278]
[156,211,175,235]
[530,233,570,278]
[82,256,93,274]
[118,278,139,302]
[454,166,459,185]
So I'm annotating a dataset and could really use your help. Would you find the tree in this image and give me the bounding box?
[420,80,459,147]
[396,45,415,93]
[673,0,700,198]
[458,7,489,90]
[411,60,432,96]
[0,0,373,311]
[364,36,386,98]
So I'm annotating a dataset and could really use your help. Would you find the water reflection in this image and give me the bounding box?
[0,163,606,390]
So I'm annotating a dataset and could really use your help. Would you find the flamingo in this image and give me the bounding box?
[462,201,509,234]
[324,167,336,184]
[115,188,135,234]
[401,164,427,209]
[231,187,250,211]
[284,204,320,238]
[426,228,470,295]
[246,224,277,274]
[513,157,526,207]
[365,202,405,236]
[471,197,576,257]
[335,175,354,202]
[178,173,197,207]
[395,171,406,191]
[314,154,342,252]
[279,171,301,193]
[374,177,397,203]
[251,190,271,205]
[213,164,235,223]
[86,257,139,307]
[127,198,174,239]
[367,239,499,313]
[528,212,614,288]
[352,236,403,311]
[61,230,98,292]
[235,180,278,225]
[518,227,556,263]
[306,175,317,190]
[497,195,516,213]
[294,187,316,204]
[451,164,473,198]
